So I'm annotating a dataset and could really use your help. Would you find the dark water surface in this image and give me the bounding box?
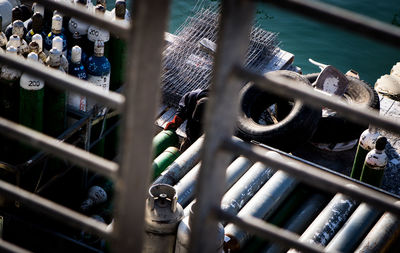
[111,0,400,85]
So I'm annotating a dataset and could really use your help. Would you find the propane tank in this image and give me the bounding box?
[10,20,28,56]
[109,0,128,91]
[52,36,68,72]
[68,45,87,112]
[152,130,180,158]
[19,52,44,160]
[86,40,110,156]
[350,126,380,180]
[175,201,224,253]
[86,40,110,110]
[143,184,184,253]
[68,0,90,42]
[0,46,21,164]
[154,136,204,186]
[87,4,109,55]
[44,48,67,137]
[152,146,181,180]
[360,136,388,187]
[25,12,44,44]
[67,32,87,64]
[44,14,67,56]
[0,15,7,50]
[30,34,46,62]
[5,7,26,39]
[80,178,113,212]
[19,52,44,131]
[0,46,21,122]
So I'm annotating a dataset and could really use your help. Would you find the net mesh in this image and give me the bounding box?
[161,6,280,107]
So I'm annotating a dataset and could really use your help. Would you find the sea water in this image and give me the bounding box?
[107,0,400,85]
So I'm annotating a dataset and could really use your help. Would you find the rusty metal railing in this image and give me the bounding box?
[0,0,399,252]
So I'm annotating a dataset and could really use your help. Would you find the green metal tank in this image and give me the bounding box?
[152,146,180,180]
[152,130,180,158]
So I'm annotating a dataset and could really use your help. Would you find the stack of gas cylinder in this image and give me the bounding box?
[143,134,397,253]
[0,0,129,164]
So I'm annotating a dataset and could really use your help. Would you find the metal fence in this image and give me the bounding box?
[0,0,400,252]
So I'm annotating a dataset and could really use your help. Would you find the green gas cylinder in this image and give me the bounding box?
[152,130,180,158]
[152,147,180,179]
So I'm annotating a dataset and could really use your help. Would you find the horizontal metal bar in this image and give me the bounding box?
[265,0,400,48]
[0,116,118,180]
[251,140,400,200]
[0,179,111,239]
[214,208,326,253]
[0,239,32,253]
[0,52,125,111]
[31,0,130,40]
[235,67,400,135]
[224,138,400,216]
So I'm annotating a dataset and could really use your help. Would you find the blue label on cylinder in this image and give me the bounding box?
[44,32,67,52]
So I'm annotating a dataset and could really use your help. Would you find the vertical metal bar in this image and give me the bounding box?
[112,0,171,252]
[189,1,254,252]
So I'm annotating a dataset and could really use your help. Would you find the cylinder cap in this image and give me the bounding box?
[32,12,44,32]
[115,0,126,19]
[71,46,82,64]
[95,4,106,14]
[32,3,45,17]
[96,0,106,8]
[49,48,61,67]
[52,36,63,52]
[94,40,104,56]
[77,0,87,5]
[27,52,38,62]
[375,136,387,151]
[52,14,63,32]
[32,34,43,51]
[7,35,21,49]
[12,7,23,22]
[6,46,18,54]
[12,20,25,38]
[28,41,40,53]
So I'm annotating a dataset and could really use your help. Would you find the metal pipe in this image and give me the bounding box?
[265,0,400,48]
[0,179,111,239]
[215,208,325,253]
[325,203,381,252]
[113,0,171,252]
[154,137,204,185]
[0,52,124,110]
[221,160,276,220]
[224,171,298,251]
[0,238,32,253]
[263,193,328,253]
[355,202,400,253]
[176,156,252,209]
[234,67,400,135]
[224,137,400,216]
[0,116,118,179]
[291,190,358,250]
[34,0,130,39]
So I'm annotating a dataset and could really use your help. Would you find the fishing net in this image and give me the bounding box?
[161,6,280,106]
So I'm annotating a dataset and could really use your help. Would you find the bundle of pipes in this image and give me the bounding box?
[161,7,279,106]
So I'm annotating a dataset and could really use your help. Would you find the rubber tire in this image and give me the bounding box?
[305,73,380,144]
[236,70,322,152]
